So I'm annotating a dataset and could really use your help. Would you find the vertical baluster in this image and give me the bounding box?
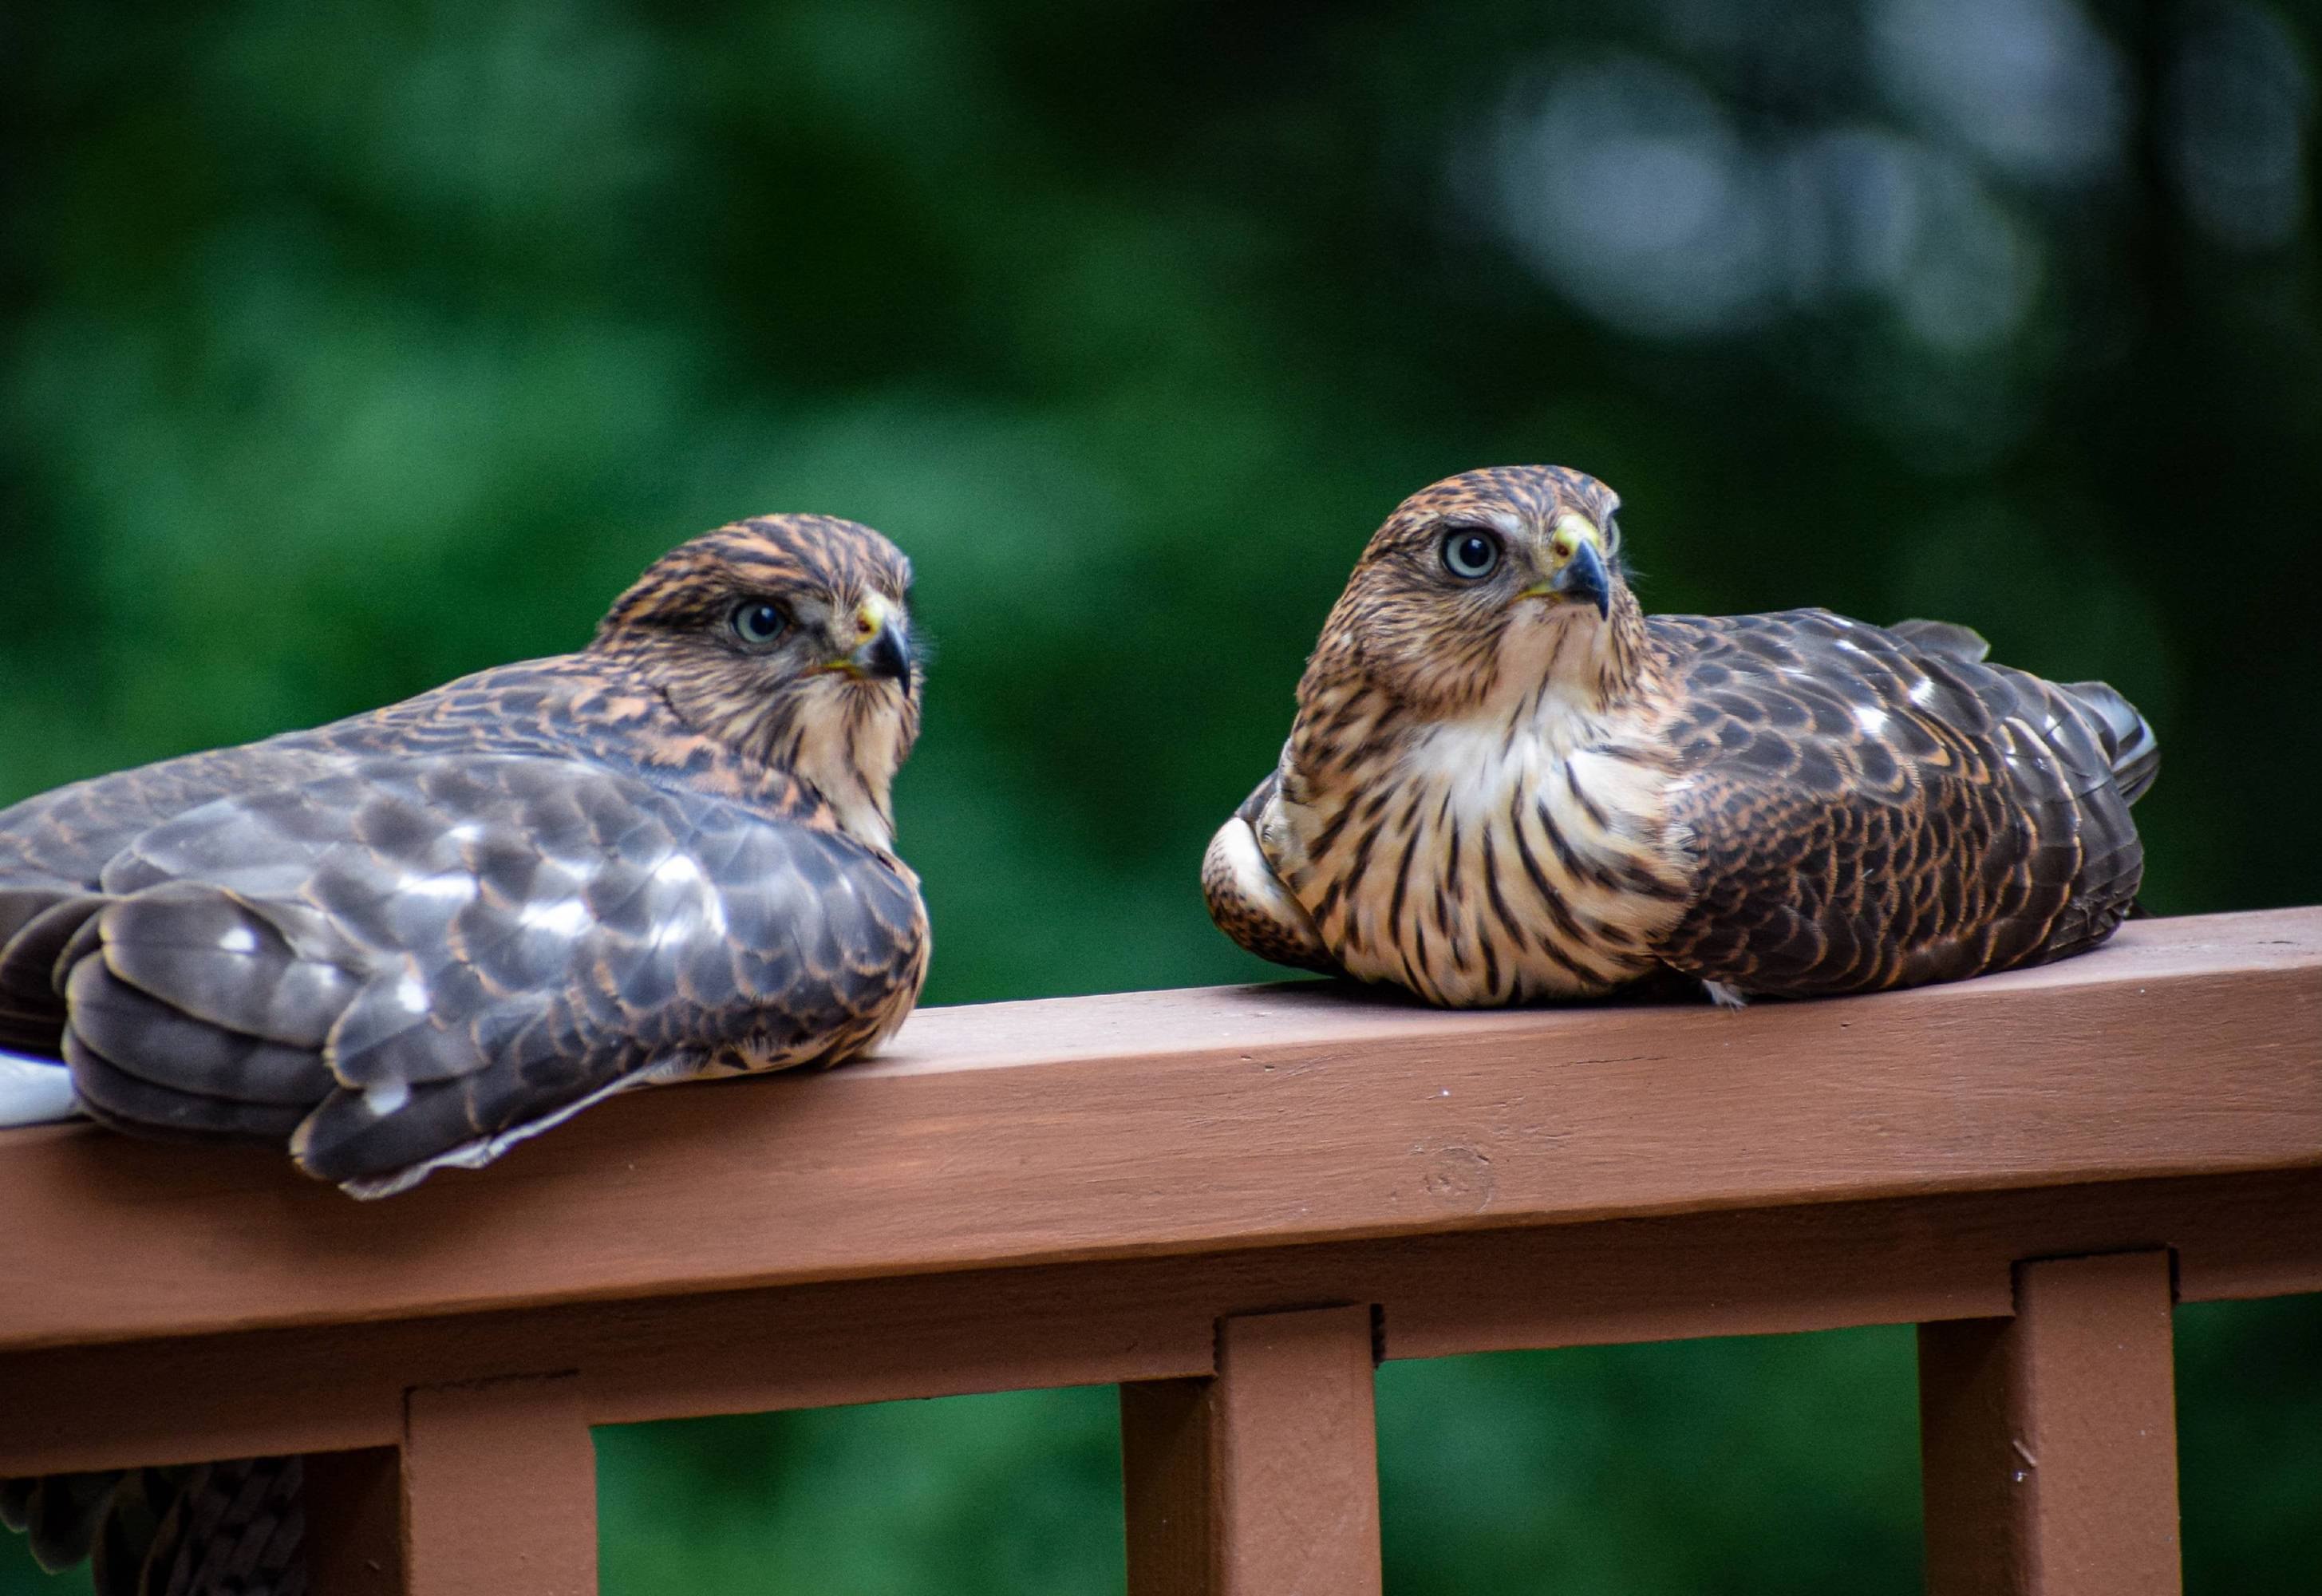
[1918,1250,2181,1596]
[303,1447,403,1596]
[1120,1304,1382,1596]
[401,1373,596,1596]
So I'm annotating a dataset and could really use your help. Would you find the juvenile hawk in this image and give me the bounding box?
[1203,466,2155,1006]
[0,514,930,1195]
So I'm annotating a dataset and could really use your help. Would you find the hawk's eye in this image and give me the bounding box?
[1440,529,1502,581]
[729,601,788,646]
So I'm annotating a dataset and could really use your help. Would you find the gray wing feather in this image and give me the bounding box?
[65,1030,314,1143]
[0,893,104,1049]
[65,952,332,1104]
[1,744,353,903]
[0,743,359,1050]
[1887,618,1991,662]
[30,753,923,1191]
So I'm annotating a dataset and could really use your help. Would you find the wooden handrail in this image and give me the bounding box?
[2,907,2316,1353]
[1,907,2316,1594]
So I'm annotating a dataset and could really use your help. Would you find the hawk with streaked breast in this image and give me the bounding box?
[1203,466,2155,1006]
[0,513,930,1197]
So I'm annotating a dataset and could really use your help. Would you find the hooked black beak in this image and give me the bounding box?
[1554,539,1612,619]
[856,622,913,684]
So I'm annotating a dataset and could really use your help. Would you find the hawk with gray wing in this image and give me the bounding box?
[1204,466,2155,1007]
[0,514,929,1595]
[0,513,930,1195]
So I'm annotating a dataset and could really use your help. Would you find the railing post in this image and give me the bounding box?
[400,1373,596,1596]
[1917,1250,2181,1596]
[1119,1304,1381,1596]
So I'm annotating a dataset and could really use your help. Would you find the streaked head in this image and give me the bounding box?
[594,514,922,844]
[1316,466,1629,714]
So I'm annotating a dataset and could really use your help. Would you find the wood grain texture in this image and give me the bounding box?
[0,909,2313,1355]
[1,1179,2317,1474]
[1211,1308,1382,1596]
[1920,1252,2182,1596]
[402,1375,594,1596]
[2,1165,2312,1477]
[1121,1308,1382,1596]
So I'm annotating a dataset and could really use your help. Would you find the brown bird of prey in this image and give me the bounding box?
[0,514,929,1197]
[1203,465,2155,1007]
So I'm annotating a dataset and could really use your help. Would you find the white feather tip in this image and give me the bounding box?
[0,1052,81,1127]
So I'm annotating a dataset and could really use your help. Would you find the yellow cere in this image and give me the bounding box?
[1550,512,1601,564]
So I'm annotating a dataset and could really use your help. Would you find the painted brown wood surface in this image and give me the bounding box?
[0,910,2314,1353]
[2,1167,2316,1477]
[1121,1307,1382,1596]
[401,1375,595,1596]
[1920,1252,2183,1596]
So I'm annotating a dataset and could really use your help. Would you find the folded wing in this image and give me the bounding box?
[5,753,925,1195]
[1652,610,2146,995]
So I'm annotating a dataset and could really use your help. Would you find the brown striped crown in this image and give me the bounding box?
[1300,465,1643,728]
[590,515,922,847]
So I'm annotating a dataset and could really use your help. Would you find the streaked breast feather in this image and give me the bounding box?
[1277,716,1688,1004]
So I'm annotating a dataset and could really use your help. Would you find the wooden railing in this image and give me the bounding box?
[2,907,2317,1595]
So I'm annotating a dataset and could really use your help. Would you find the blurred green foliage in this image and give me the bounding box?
[3,0,2316,1590]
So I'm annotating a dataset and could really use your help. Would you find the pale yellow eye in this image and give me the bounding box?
[730,600,788,646]
[1439,528,1502,580]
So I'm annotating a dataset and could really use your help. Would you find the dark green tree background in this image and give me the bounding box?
[3,1,2316,1590]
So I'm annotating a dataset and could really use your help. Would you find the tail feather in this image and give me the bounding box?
[0,891,101,1051]
[64,1031,306,1144]
[0,1471,115,1573]
[2,1460,305,1596]
[2064,680,2159,804]
[0,1049,78,1127]
[109,1457,305,1596]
